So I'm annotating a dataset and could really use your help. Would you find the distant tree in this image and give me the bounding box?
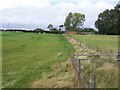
[64,12,85,31]
[115,1,120,10]
[59,25,64,32]
[34,28,44,32]
[52,27,58,31]
[95,2,119,35]
[115,1,120,35]
[47,24,53,30]
[83,28,95,31]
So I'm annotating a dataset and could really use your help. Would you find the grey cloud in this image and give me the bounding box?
[0,1,117,30]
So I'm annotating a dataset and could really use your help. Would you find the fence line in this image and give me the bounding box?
[81,64,85,88]
[70,53,119,88]
[89,73,96,89]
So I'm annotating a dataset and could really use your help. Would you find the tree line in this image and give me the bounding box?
[95,2,120,35]
[35,2,119,35]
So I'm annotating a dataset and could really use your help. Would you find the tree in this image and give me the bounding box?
[47,24,53,30]
[115,1,120,10]
[115,1,120,35]
[64,12,85,31]
[59,25,64,32]
[51,27,58,32]
[34,28,44,32]
[95,2,119,35]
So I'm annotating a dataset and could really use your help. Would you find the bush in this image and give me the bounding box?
[34,28,44,32]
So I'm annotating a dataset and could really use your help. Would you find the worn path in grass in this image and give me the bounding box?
[65,34,118,88]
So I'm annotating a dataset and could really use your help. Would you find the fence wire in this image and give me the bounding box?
[70,53,119,88]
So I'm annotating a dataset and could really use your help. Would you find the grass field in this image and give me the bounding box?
[0,32,2,89]
[67,34,118,88]
[2,32,74,88]
[2,32,119,88]
[71,35,118,53]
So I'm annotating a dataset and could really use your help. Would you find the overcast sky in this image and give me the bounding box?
[0,0,119,30]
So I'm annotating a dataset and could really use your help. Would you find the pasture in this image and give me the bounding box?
[66,34,118,88]
[2,32,118,88]
[0,32,2,89]
[71,35,118,53]
[2,32,74,88]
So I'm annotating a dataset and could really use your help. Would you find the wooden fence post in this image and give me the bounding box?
[89,73,96,89]
[96,46,99,53]
[71,53,74,59]
[117,54,120,61]
[70,53,76,78]
[77,59,80,88]
[81,64,85,88]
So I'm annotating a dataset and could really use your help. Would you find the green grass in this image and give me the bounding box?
[2,32,74,88]
[0,32,2,89]
[71,35,118,53]
[68,34,118,88]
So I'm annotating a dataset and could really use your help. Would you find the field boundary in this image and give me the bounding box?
[64,34,119,88]
[70,53,119,88]
[68,34,118,54]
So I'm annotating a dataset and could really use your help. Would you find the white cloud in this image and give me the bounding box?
[95,1,114,10]
[0,0,50,10]
[0,0,117,29]
[21,0,51,8]
[0,0,18,10]
[74,1,114,28]
[77,1,93,8]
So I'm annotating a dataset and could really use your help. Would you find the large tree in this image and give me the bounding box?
[47,24,53,30]
[59,25,64,32]
[64,12,85,31]
[95,2,119,35]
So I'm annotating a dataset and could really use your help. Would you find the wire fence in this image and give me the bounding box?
[70,53,119,88]
[65,34,119,88]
